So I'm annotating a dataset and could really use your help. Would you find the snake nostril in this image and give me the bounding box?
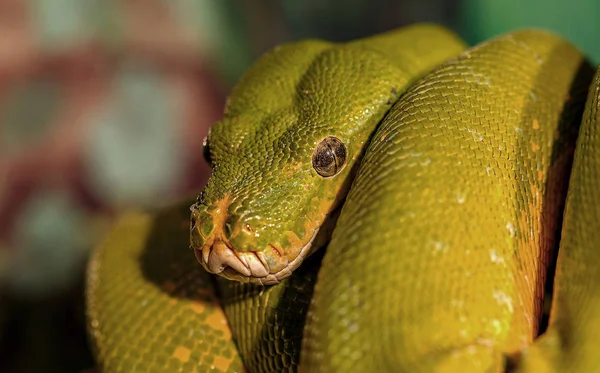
[227,218,259,252]
[224,221,233,238]
[224,215,239,239]
[224,215,256,239]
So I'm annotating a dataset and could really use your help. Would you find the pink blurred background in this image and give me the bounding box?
[0,1,227,371]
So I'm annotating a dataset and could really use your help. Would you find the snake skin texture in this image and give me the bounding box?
[189,24,466,286]
[86,201,245,372]
[88,24,467,373]
[86,25,600,373]
[203,25,467,373]
[300,30,593,372]
[216,250,325,372]
[514,68,600,373]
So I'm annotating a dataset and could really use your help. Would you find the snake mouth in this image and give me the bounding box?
[195,228,319,285]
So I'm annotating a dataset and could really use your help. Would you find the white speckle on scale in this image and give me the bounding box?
[434,241,448,253]
[529,91,537,101]
[493,290,514,313]
[451,299,465,308]
[506,222,516,237]
[524,313,534,328]
[467,128,484,141]
[456,192,466,204]
[477,338,496,348]
[490,319,502,335]
[489,250,505,264]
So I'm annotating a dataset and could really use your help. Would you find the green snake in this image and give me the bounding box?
[85,24,600,372]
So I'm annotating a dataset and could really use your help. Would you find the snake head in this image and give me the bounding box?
[189,32,439,285]
[189,118,362,286]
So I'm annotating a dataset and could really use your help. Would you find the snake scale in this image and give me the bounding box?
[86,24,600,372]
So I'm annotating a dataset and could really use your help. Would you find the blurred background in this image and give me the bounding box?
[0,1,597,372]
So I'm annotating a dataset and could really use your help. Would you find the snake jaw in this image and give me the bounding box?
[195,228,319,285]
[202,241,253,276]
[191,194,327,285]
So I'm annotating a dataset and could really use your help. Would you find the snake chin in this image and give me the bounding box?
[195,228,319,286]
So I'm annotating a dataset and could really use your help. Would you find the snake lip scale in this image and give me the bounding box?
[195,225,320,285]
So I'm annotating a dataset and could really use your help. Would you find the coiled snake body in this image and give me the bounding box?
[86,24,600,372]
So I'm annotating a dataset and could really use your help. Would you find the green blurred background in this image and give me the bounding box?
[0,1,598,372]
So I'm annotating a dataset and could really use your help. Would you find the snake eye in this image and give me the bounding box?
[312,136,347,177]
[202,134,212,165]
